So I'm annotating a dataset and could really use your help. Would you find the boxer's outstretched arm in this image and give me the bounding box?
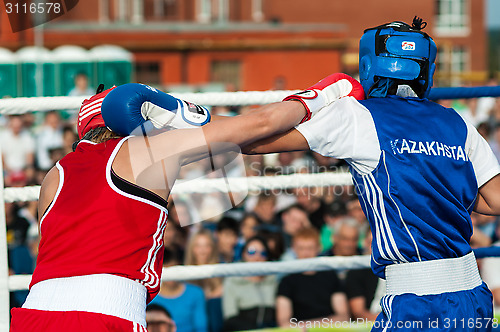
[128,100,306,179]
[475,175,500,215]
[242,128,309,154]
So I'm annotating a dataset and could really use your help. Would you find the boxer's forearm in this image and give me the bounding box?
[202,101,306,149]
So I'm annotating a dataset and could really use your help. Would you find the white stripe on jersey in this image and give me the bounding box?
[40,162,65,233]
[356,175,388,261]
[140,211,163,286]
[352,177,384,266]
[382,152,422,261]
[381,294,395,332]
[367,174,408,263]
[141,211,167,289]
[362,175,397,262]
[136,322,147,332]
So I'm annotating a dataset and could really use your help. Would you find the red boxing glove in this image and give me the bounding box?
[283,73,365,122]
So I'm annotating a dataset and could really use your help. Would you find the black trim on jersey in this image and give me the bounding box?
[42,201,53,219]
[110,169,168,208]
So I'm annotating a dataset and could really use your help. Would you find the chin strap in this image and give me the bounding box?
[368,78,395,98]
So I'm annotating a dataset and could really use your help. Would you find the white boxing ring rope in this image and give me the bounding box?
[0,90,300,114]
[4,172,354,203]
[9,256,372,292]
[1,88,500,330]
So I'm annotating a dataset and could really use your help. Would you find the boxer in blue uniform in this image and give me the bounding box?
[243,18,500,331]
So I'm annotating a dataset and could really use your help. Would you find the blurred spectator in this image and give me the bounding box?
[146,304,177,332]
[320,200,348,251]
[471,212,497,240]
[476,122,491,141]
[6,202,33,307]
[184,229,223,298]
[26,225,40,269]
[451,98,475,125]
[35,111,63,171]
[258,230,285,261]
[21,113,36,131]
[170,200,196,228]
[222,236,277,331]
[5,202,30,248]
[276,228,348,328]
[475,78,498,125]
[322,216,361,258]
[479,223,500,313]
[294,187,326,230]
[346,199,367,226]
[48,147,65,167]
[488,122,500,162]
[239,213,261,243]
[184,230,223,332]
[470,212,493,248]
[62,125,78,155]
[1,115,35,185]
[67,72,94,97]
[276,151,309,174]
[345,232,382,321]
[252,193,277,225]
[18,200,37,227]
[215,217,241,263]
[280,205,312,257]
[311,151,345,172]
[272,76,287,90]
[163,221,186,260]
[151,248,208,332]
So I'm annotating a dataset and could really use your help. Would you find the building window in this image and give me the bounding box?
[435,0,469,36]
[144,0,179,20]
[135,62,161,86]
[210,60,241,90]
[437,46,469,86]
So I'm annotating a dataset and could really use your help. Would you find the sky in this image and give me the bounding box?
[487,0,500,29]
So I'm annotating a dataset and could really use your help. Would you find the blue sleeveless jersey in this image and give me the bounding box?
[354,96,477,278]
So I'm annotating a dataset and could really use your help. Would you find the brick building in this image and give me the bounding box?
[0,0,489,92]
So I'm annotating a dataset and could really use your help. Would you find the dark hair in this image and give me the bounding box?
[217,216,239,234]
[280,203,307,215]
[72,127,121,151]
[74,72,89,79]
[325,200,347,217]
[257,230,285,261]
[163,247,183,265]
[242,235,271,261]
[146,304,172,319]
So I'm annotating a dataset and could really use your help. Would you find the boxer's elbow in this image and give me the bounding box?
[476,175,500,215]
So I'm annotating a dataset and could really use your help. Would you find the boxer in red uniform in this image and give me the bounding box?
[10,76,364,331]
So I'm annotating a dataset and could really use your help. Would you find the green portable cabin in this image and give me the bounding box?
[90,45,133,89]
[0,48,18,98]
[53,45,93,96]
[17,46,55,97]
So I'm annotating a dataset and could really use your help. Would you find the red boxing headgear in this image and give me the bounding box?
[77,86,116,139]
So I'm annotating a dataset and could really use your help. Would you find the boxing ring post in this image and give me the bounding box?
[0,146,10,330]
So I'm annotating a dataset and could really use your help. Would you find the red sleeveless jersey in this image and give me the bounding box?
[31,138,168,303]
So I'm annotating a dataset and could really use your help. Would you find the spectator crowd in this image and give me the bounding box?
[3,82,500,331]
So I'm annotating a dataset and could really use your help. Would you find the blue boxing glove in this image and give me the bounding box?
[101,83,211,136]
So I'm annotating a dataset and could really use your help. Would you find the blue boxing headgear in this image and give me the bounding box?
[359,17,437,98]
